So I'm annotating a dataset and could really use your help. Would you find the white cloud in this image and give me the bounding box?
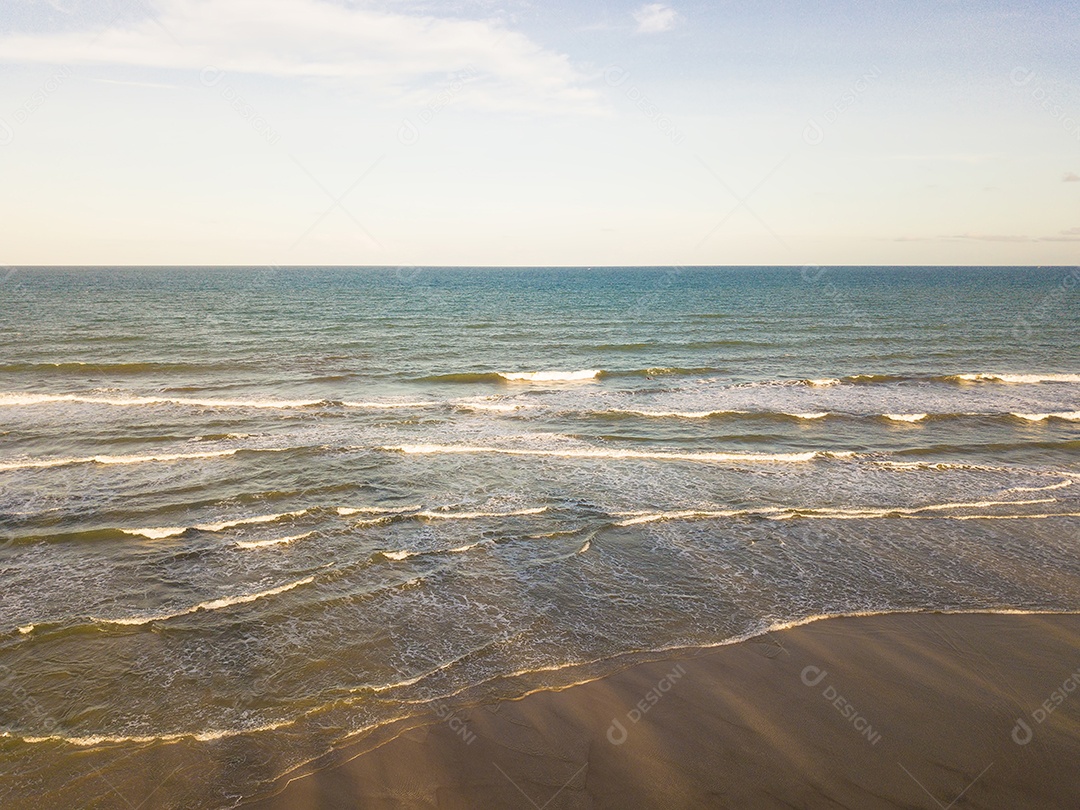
[632,3,678,34]
[0,0,599,114]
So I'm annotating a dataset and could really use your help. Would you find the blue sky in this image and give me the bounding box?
[1,0,1078,265]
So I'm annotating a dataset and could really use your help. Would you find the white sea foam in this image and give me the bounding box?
[353,518,389,527]
[0,391,453,411]
[122,510,308,539]
[613,410,940,422]
[0,449,240,472]
[498,370,600,383]
[902,498,1054,513]
[121,526,188,539]
[947,512,1080,520]
[457,401,523,412]
[416,507,548,520]
[342,400,441,409]
[581,408,1071,423]
[384,444,822,464]
[447,541,486,553]
[1012,411,1080,422]
[94,575,315,626]
[778,499,1057,520]
[235,531,315,550]
[382,540,486,561]
[1003,480,1072,494]
[364,651,484,694]
[17,625,34,635]
[873,461,1010,473]
[196,510,308,532]
[954,373,1080,384]
[0,392,323,408]
[6,720,293,747]
[342,505,547,524]
[338,505,422,516]
[613,498,1057,525]
[618,409,747,419]
[615,509,758,526]
[624,408,829,420]
[806,378,841,387]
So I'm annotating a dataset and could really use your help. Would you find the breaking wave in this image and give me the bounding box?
[92,575,317,626]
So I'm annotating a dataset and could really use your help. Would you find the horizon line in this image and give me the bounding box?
[3,264,1074,270]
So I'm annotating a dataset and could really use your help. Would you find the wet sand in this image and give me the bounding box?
[246,612,1080,809]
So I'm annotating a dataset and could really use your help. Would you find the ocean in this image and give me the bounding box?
[1,266,1078,807]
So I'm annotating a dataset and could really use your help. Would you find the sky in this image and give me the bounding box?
[0,0,1078,266]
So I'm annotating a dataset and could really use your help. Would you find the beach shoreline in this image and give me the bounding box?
[244,611,1080,809]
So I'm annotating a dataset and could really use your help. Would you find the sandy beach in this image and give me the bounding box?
[247,612,1080,809]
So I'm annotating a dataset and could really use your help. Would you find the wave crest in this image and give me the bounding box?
[0,449,242,472]
[93,575,316,626]
[122,510,308,539]
[499,370,600,383]
[383,444,823,464]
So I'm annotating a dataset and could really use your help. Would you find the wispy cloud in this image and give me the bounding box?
[1064,172,1080,182]
[887,154,1001,163]
[896,229,1080,243]
[0,0,599,114]
[947,233,1031,242]
[86,77,183,90]
[1041,226,1080,242]
[632,3,679,34]
[956,230,1080,243]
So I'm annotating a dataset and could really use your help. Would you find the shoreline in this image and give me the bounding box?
[245,610,1080,808]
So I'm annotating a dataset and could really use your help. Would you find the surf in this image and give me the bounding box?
[92,574,317,626]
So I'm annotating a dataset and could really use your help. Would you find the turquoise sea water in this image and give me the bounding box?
[1,266,1078,807]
